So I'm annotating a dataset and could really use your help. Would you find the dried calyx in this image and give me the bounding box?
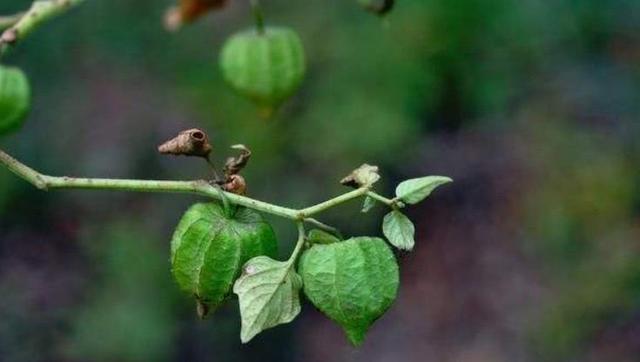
[340,164,380,188]
[220,144,251,195]
[224,144,251,176]
[157,128,212,159]
[222,174,247,195]
[158,130,250,195]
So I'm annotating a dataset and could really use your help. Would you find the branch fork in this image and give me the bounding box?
[0,0,85,57]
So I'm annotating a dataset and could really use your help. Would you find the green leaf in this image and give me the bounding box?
[307,229,340,244]
[361,196,376,213]
[233,256,302,343]
[395,176,452,204]
[171,203,277,317]
[299,237,399,346]
[382,211,415,251]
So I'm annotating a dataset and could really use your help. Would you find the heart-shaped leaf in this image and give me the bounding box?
[171,203,277,317]
[395,176,452,204]
[233,256,302,343]
[299,237,399,346]
[382,211,415,251]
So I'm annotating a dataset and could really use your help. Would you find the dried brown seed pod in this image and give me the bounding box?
[165,0,229,31]
[158,128,212,158]
[222,174,247,195]
[224,144,252,177]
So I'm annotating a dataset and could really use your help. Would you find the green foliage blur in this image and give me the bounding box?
[0,0,639,361]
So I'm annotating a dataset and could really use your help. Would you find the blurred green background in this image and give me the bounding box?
[1,0,639,361]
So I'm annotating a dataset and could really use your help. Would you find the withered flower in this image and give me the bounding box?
[224,144,251,177]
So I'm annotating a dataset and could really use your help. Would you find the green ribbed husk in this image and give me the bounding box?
[219,26,306,113]
[0,65,30,136]
[171,203,278,315]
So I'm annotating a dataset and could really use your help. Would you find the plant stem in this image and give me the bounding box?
[1,0,85,57]
[249,0,265,34]
[299,188,369,216]
[0,12,25,32]
[0,148,381,226]
[0,148,299,217]
[287,221,306,263]
[366,190,397,206]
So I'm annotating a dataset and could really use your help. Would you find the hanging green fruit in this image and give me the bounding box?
[171,203,278,317]
[219,26,306,117]
[0,65,30,136]
[357,0,395,15]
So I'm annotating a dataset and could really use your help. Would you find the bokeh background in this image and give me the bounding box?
[1,0,639,361]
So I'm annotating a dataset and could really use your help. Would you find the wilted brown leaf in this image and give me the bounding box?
[165,0,229,31]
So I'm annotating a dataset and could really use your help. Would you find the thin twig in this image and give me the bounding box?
[0,12,25,32]
[366,190,397,207]
[1,0,85,57]
[299,188,370,216]
[0,148,383,223]
[287,221,306,263]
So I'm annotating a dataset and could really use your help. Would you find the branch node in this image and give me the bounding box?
[0,29,17,44]
[33,175,49,190]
